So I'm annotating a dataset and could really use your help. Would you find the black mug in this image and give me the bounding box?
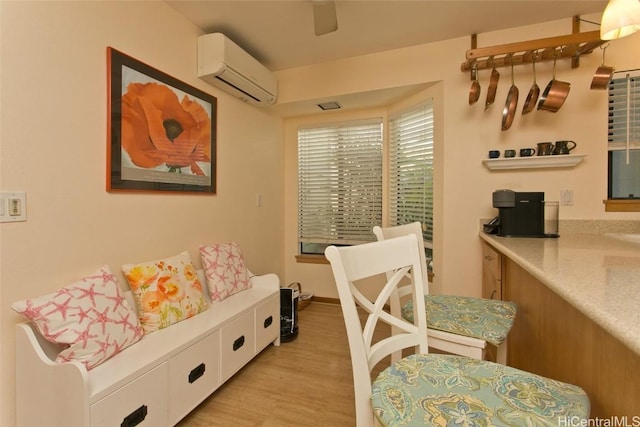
[537,142,554,156]
[520,148,536,157]
[553,140,577,155]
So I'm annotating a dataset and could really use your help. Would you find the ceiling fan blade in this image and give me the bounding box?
[313,0,338,36]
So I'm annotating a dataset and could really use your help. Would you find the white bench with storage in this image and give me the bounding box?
[13,245,280,427]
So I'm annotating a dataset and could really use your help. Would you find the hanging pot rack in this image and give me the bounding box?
[461,16,606,76]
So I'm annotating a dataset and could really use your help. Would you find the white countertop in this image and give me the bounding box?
[479,232,640,356]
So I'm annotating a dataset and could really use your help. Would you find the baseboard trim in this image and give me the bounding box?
[307,296,340,305]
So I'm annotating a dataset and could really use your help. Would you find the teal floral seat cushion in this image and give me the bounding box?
[372,354,590,426]
[402,295,517,346]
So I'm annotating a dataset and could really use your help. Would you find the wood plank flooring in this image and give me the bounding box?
[177,302,360,426]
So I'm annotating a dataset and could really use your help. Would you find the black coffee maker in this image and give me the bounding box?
[489,190,546,237]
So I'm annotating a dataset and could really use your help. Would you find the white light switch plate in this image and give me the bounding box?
[1,192,27,222]
[560,189,573,206]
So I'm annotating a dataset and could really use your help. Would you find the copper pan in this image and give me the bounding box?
[522,54,540,115]
[537,54,570,113]
[469,64,481,105]
[591,44,614,90]
[485,58,499,109]
[502,63,519,131]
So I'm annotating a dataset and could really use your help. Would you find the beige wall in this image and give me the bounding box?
[0,2,283,425]
[2,2,640,425]
[279,17,640,301]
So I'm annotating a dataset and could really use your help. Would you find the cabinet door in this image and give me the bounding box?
[255,294,280,352]
[220,311,255,382]
[91,362,168,427]
[169,330,220,425]
[482,243,502,300]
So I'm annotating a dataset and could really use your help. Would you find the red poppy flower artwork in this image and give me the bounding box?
[122,83,211,176]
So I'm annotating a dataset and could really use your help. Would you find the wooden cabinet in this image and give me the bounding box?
[504,258,640,417]
[481,242,502,300]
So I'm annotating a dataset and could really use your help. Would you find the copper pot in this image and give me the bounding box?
[590,44,614,90]
[537,55,570,113]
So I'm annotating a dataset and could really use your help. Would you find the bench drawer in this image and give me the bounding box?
[91,362,168,427]
[220,311,255,382]
[255,294,279,352]
[169,330,220,425]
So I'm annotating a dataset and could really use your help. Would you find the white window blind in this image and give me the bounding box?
[298,119,383,247]
[608,69,640,152]
[388,102,434,245]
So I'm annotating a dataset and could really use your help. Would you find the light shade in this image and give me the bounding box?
[600,0,640,40]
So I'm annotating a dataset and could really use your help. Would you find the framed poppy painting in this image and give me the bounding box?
[107,47,216,194]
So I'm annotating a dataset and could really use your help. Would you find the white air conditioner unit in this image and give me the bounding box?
[197,33,277,105]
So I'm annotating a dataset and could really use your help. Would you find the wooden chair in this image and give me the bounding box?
[325,235,589,427]
[373,222,516,364]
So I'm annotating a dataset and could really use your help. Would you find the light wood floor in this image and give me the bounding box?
[177,302,361,426]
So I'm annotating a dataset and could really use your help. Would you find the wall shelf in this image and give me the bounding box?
[482,154,587,170]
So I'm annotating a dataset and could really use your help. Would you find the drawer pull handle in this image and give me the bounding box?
[121,404,147,427]
[233,335,245,351]
[264,315,273,328]
[188,363,206,384]
[484,255,493,261]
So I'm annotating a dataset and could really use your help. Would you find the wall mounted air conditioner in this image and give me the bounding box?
[197,33,277,105]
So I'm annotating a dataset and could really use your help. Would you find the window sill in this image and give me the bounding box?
[604,199,640,212]
[295,254,329,264]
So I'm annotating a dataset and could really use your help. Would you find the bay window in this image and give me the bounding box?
[297,100,434,256]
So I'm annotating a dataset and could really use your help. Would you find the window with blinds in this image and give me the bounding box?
[389,102,434,249]
[297,119,383,254]
[608,70,640,199]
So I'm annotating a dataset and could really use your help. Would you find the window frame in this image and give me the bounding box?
[297,118,384,256]
[296,101,435,259]
[605,69,640,211]
[388,101,434,254]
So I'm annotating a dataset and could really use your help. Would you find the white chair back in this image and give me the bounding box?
[324,235,429,427]
[373,222,429,294]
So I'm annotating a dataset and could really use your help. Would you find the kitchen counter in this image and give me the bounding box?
[479,231,640,356]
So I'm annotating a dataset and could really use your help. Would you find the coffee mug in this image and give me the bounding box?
[553,140,577,155]
[488,150,500,159]
[537,142,554,156]
[504,149,516,158]
[520,148,536,157]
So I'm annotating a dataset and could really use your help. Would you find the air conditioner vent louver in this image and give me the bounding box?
[197,33,277,106]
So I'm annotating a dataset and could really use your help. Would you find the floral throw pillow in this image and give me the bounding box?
[200,242,251,303]
[122,251,209,334]
[11,265,144,370]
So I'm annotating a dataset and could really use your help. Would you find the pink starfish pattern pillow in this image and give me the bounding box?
[200,242,251,303]
[11,265,143,370]
[122,251,209,334]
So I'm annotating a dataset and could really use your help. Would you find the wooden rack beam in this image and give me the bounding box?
[461,29,605,74]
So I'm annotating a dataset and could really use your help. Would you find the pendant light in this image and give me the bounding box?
[600,0,640,40]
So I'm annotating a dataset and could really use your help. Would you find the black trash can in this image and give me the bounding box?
[280,283,300,342]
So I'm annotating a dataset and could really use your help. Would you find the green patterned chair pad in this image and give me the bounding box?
[402,295,517,346]
[372,354,590,426]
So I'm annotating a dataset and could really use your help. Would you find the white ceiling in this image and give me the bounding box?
[165,0,608,115]
[166,0,607,71]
